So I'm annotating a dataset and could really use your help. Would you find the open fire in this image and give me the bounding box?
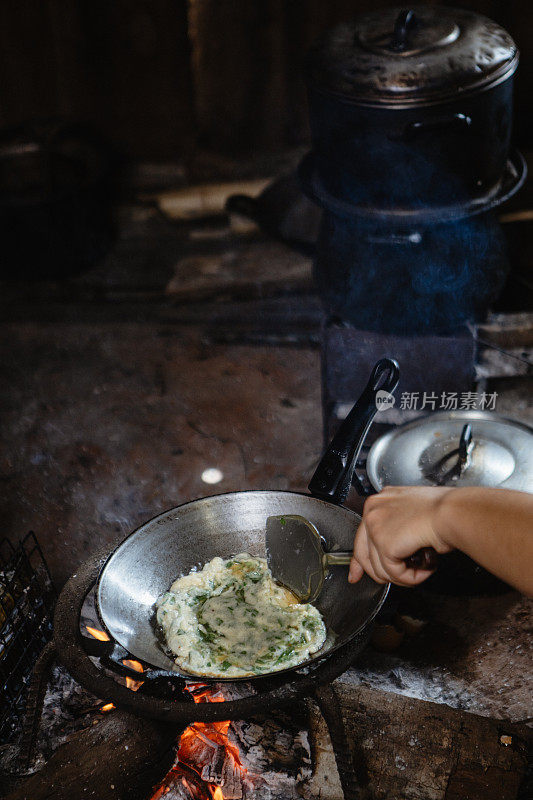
[86,626,144,702]
[85,627,311,800]
[151,684,246,800]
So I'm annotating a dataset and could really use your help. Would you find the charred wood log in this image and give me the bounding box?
[6,710,180,800]
[19,642,58,770]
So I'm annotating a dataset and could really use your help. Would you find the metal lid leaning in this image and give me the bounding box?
[366,411,533,492]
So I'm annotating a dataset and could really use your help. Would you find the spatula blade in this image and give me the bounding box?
[265,514,325,603]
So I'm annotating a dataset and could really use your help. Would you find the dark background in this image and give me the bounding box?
[0,3,531,632]
[1,0,531,162]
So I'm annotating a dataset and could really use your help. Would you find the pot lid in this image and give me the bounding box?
[306,5,518,106]
[366,411,533,492]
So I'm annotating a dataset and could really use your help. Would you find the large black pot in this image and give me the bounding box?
[306,6,519,210]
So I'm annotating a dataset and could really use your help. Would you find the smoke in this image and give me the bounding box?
[313,210,509,334]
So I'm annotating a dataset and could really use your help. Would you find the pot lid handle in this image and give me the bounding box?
[458,423,474,465]
[389,9,417,52]
[428,422,476,485]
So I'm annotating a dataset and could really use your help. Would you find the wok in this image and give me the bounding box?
[96,359,399,680]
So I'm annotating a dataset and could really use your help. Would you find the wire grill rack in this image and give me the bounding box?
[0,532,55,744]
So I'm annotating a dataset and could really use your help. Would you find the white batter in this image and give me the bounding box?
[156,553,327,678]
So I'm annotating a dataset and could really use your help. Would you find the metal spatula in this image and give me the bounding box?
[266,514,351,603]
[266,514,438,603]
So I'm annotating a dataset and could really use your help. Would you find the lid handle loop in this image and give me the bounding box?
[458,423,474,469]
[390,9,417,52]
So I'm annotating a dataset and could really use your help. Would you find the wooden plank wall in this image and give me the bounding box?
[0,0,530,159]
[0,0,194,158]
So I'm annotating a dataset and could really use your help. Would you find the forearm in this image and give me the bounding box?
[435,488,533,596]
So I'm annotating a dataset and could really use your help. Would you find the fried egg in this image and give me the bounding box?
[155,553,327,678]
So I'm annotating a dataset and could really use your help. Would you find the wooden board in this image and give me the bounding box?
[2,710,179,800]
[308,683,532,800]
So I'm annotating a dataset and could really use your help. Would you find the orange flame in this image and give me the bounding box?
[123,659,143,673]
[150,784,171,799]
[86,627,144,692]
[86,626,110,641]
[150,684,248,800]
[123,658,144,691]
[100,703,115,712]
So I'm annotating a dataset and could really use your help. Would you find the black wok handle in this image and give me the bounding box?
[309,358,437,572]
[405,547,438,571]
[308,358,400,505]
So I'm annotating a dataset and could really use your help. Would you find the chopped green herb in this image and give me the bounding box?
[158,552,326,679]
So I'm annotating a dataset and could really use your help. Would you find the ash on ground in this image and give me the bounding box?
[343,590,533,725]
[1,667,313,800]
[0,664,104,776]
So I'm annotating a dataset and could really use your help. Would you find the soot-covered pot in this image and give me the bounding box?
[0,120,113,279]
[305,5,519,209]
[312,210,509,333]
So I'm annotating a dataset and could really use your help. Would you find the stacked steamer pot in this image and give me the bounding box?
[300,5,526,333]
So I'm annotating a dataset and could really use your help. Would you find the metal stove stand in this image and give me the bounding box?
[0,532,56,744]
[13,546,372,800]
